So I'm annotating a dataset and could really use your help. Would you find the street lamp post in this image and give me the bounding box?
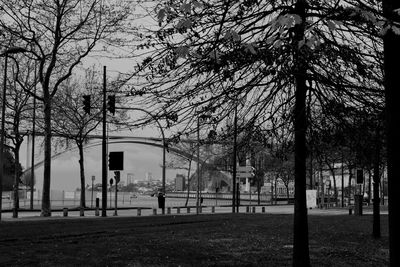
[0,47,29,220]
[196,116,200,215]
[30,66,37,210]
[232,102,238,213]
[102,66,107,217]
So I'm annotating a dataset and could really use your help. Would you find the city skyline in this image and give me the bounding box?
[21,138,189,191]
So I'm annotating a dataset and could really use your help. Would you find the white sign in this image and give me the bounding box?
[237,166,255,173]
[306,190,317,208]
[236,166,255,178]
[237,172,252,178]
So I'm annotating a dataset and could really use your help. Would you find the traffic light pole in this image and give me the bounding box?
[114,180,118,216]
[101,66,107,217]
[113,171,120,216]
[196,116,200,215]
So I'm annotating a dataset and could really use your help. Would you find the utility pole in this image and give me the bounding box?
[196,116,200,215]
[0,54,8,221]
[101,66,107,217]
[30,66,36,210]
[109,179,112,208]
[114,179,118,216]
[232,103,237,213]
[91,176,95,208]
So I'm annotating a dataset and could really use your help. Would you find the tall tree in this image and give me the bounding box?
[291,1,310,265]
[383,0,400,265]
[133,1,383,265]
[372,115,382,239]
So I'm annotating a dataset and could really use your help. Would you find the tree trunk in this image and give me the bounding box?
[257,175,261,205]
[292,1,310,265]
[316,171,320,207]
[308,149,313,189]
[333,173,337,207]
[320,169,325,208]
[348,165,353,206]
[41,95,52,217]
[368,169,372,205]
[383,0,400,264]
[362,171,366,199]
[341,156,345,207]
[380,171,385,206]
[78,141,86,208]
[285,178,290,203]
[12,143,21,218]
[185,159,192,207]
[326,161,338,207]
[274,176,278,205]
[373,128,381,239]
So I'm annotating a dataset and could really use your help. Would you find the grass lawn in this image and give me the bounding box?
[0,213,389,266]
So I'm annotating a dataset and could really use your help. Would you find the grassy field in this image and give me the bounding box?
[0,213,389,266]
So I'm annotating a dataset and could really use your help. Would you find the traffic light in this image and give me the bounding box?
[107,95,115,115]
[114,171,120,184]
[250,166,256,177]
[108,151,124,170]
[82,95,91,114]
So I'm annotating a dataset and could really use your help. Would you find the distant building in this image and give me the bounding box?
[127,173,134,185]
[145,172,153,182]
[175,174,186,191]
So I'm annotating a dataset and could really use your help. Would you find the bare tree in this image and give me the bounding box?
[51,69,102,209]
[132,1,383,265]
[0,0,132,216]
